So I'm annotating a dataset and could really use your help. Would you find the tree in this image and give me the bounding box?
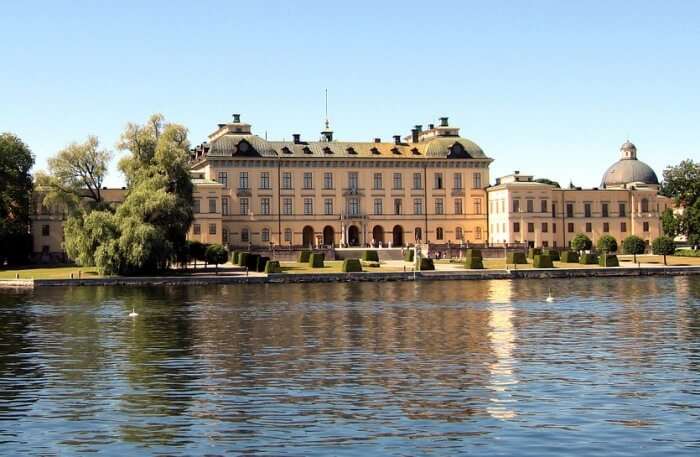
[571,233,592,253]
[205,244,228,274]
[187,241,206,269]
[661,208,680,238]
[534,178,561,188]
[622,235,646,263]
[651,236,676,265]
[0,133,34,265]
[661,160,700,207]
[596,235,617,253]
[35,136,111,214]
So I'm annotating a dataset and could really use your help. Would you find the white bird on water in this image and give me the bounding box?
[128,308,138,317]
[545,288,555,303]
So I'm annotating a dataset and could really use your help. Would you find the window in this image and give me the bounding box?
[603,222,609,232]
[641,198,649,213]
[436,227,444,240]
[621,222,627,232]
[324,198,333,215]
[193,199,201,214]
[304,198,313,215]
[349,198,360,216]
[434,173,443,189]
[619,202,626,217]
[218,171,228,188]
[472,172,482,189]
[374,198,383,215]
[528,222,535,233]
[512,199,520,213]
[542,222,548,233]
[475,226,482,240]
[260,197,271,215]
[568,222,574,233]
[566,203,574,218]
[584,203,592,218]
[348,172,359,190]
[413,172,422,190]
[193,224,201,235]
[241,228,249,242]
[208,198,217,213]
[415,227,422,241]
[453,173,463,190]
[541,200,547,213]
[303,172,313,189]
[323,172,333,189]
[513,222,520,233]
[41,224,50,236]
[602,203,609,217]
[643,221,650,232]
[222,197,230,216]
[284,228,292,242]
[413,198,422,215]
[240,198,249,215]
[261,228,270,242]
[542,241,549,247]
[456,227,463,240]
[526,199,534,213]
[454,198,463,215]
[282,198,292,215]
[585,222,592,232]
[373,173,383,190]
[551,203,556,218]
[474,199,482,215]
[393,173,402,189]
[260,172,270,189]
[282,172,292,189]
[435,198,444,215]
[222,228,229,243]
[209,224,216,235]
[239,172,249,189]
[553,223,557,233]
[394,198,402,215]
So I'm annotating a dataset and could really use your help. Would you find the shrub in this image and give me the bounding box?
[465,249,482,259]
[362,250,379,262]
[622,235,646,262]
[309,252,325,268]
[257,256,269,272]
[506,251,527,264]
[533,254,554,268]
[560,250,579,263]
[403,250,414,262]
[205,244,228,270]
[675,249,700,257]
[597,235,618,253]
[264,260,282,273]
[246,254,260,271]
[418,257,435,271]
[342,258,363,272]
[298,250,311,263]
[579,253,598,265]
[464,256,484,269]
[542,249,560,261]
[237,252,249,267]
[599,254,619,267]
[571,233,593,253]
[188,240,207,267]
[651,236,676,265]
[527,248,542,259]
[230,250,238,264]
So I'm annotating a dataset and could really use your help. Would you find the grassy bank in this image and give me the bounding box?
[0,266,101,280]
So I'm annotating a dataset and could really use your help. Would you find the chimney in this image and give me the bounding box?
[439,117,449,127]
[232,113,241,123]
[374,137,381,143]
[514,170,520,175]
[393,135,401,145]
[415,124,422,132]
[292,133,301,144]
[411,128,419,143]
[428,123,435,130]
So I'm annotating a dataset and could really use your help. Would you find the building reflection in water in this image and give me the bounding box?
[486,280,518,420]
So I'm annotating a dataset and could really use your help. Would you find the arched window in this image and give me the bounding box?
[641,198,649,213]
[475,226,482,240]
[415,227,422,242]
[261,228,270,242]
[436,227,444,240]
[241,228,249,243]
[455,227,463,240]
[284,228,292,243]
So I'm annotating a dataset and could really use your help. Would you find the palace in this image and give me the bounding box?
[29,115,670,260]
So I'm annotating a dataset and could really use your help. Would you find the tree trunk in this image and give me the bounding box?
[663,254,667,265]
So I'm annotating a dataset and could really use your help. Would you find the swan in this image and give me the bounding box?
[545,288,554,303]
[128,308,138,317]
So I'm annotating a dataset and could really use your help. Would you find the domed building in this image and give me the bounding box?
[601,141,660,189]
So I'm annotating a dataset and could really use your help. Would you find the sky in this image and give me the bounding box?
[1,0,698,188]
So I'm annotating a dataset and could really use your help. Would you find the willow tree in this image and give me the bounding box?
[0,133,34,265]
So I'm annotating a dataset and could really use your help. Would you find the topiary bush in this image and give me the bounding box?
[264,260,282,273]
[506,251,527,264]
[542,249,560,261]
[342,258,363,272]
[246,254,260,271]
[418,257,435,271]
[599,254,619,267]
[464,256,484,269]
[571,233,593,253]
[237,252,249,267]
[560,250,579,263]
[622,235,646,262]
[309,252,325,268]
[652,235,676,265]
[579,253,598,265]
[230,250,238,264]
[527,248,542,259]
[256,256,269,272]
[403,250,414,262]
[362,250,379,262]
[533,254,554,268]
[298,250,311,263]
[465,249,482,259]
[597,235,618,254]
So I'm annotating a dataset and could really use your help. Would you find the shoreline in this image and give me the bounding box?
[2,265,699,289]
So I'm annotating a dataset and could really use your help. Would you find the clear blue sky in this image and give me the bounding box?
[2,0,698,188]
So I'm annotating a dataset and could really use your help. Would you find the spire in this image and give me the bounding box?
[321,88,333,142]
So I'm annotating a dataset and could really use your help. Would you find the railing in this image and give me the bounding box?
[236,188,252,197]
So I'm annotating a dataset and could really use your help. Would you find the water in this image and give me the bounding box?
[1,277,699,456]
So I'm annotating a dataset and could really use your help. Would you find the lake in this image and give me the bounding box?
[1,277,699,455]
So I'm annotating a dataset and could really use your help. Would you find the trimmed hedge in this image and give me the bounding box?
[676,249,700,257]
[598,254,619,267]
[404,250,414,262]
[418,258,435,271]
[230,251,238,263]
[342,258,363,272]
[246,254,260,271]
[309,253,325,268]
[264,260,282,273]
[560,250,579,263]
[465,256,484,269]
[465,249,482,259]
[506,252,527,264]
[527,248,542,259]
[533,254,554,268]
[257,256,269,272]
[542,249,559,261]
[298,250,311,263]
[362,250,379,262]
[579,253,598,265]
[237,252,249,267]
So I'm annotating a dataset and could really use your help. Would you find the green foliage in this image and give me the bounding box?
[230,250,238,263]
[361,250,379,262]
[652,236,676,265]
[309,253,325,268]
[560,250,579,263]
[599,255,619,267]
[0,133,34,265]
[0,222,32,266]
[579,253,598,265]
[542,249,559,261]
[675,249,700,257]
[298,250,311,263]
[506,251,527,264]
[622,236,646,256]
[188,240,206,262]
[661,208,680,237]
[534,178,561,188]
[418,257,435,271]
[571,233,592,252]
[403,250,414,262]
[464,256,484,269]
[205,244,228,267]
[533,254,554,268]
[238,252,249,267]
[245,254,260,271]
[596,235,618,253]
[264,260,282,273]
[342,258,363,272]
[465,249,482,259]
[256,256,269,272]
[661,159,700,207]
[527,248,541,259]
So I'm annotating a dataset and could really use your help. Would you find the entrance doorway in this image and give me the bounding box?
[302,226,315,247]
[392,225,404,247]
[372,225,385,246]
[323,225,335,247]
[348,225,360,247]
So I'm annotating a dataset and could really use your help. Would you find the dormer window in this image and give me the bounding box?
[391,147,401,155]
[346,147,357,155]
[411,148,420,155]
[323,147,333,155]
[303,146,312,154]
[281,146,292,154]
[371,147,380,155]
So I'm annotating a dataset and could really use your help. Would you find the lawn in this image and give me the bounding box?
[618,255,700,266]
[279,261,408,274]
[0,266,101,280]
